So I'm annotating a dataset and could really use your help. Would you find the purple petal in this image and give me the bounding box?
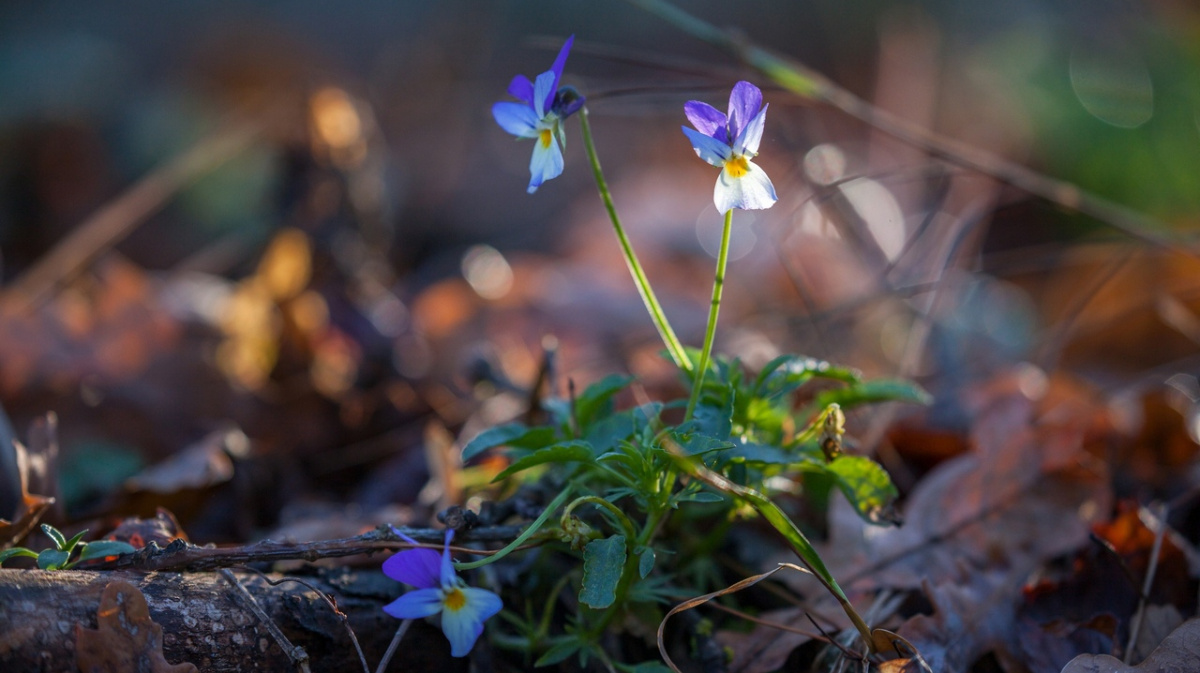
[733,103,768,156]
[726,81,763,144]
[383,588,444,619]
[531,70,556,118]
[492,102,540,138]
[507,75,535,106]
[440,529,457,586]
[383,547,441,589]
[684,101,728,144]
[682,125,732,167]
[546,35,575,113]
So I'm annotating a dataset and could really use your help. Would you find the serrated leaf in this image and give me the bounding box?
[37,548,69,570]
[823,456,900,526]
[692,383,734,440]
[576,375,635,429]
[462,423,557,462]
[754,354,860,398]
[0,547,38,565]
[76,540,138,563]
[672,431,734,456]
[813,379,932,410]
[580,534,626,609]
[492,441,593,482]
[637,546,656,578]
[535,639,582,667]
[585,411,635,455]
[41,523,66,550]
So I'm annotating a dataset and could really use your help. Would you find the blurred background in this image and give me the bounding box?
[1,0,1199,541]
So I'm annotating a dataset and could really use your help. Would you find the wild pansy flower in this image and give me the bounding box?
[681,81,778,213]
[492,36,585,193]
[383,528,503,657]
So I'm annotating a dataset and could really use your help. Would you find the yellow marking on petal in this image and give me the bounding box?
[725,155,750,178]
[539,129,553,149]
[443,587,467,612]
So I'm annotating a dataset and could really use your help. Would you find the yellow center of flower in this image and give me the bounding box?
[725,155,750,178]
[443,587,467,612]
[539,128,553,149]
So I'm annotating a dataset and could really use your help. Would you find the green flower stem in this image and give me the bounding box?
[685,208,734,420]
[561,495,637,541]
[454,485,574,571]
[577,108,692,374]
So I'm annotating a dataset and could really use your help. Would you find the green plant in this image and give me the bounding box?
[0,523,136,571]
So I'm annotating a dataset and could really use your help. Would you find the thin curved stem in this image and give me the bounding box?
[577,107,692,373]
[685,209,734,420]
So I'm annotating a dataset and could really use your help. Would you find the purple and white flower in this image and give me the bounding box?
[383,529,503,657]
[492,36,584,194]
[682,81,778,213]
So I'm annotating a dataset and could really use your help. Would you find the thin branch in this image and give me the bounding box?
[220,569,311,673]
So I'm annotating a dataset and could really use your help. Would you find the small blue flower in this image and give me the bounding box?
[383,529,503,657]
[492,36,584,194]
[682,81,778,213]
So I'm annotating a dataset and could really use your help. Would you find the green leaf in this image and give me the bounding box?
[823,456,900,526]
[0,548,38,566]
[692,383,734,440]
[40,524,67,550]
[585,411,635,455]
[725,442,800,466]
[754,355,860,398]
[37,548,70,570]
[812,379,932,410]
[677,491,725,504]
[580,534,626,609]
[492,441,594,482]
[637,546,656,578]
[575,375,634,429]
[75,540,138,564]
[671,431,734,456]
[535,638,582,667]
[616,662,674,673]
[62,529,89,553]
[462,423,557,461]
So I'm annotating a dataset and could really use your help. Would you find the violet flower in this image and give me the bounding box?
[383,529,503,657]
[682,81,778,213]
[492,36,585,193]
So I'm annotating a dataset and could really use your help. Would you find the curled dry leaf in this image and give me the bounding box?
[76,580,197,673]
[1061,618,1200,673]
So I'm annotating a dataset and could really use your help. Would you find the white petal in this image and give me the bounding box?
[527,134,564,193]
[733,103,768,156]
[681,126,732,167]
[714,160,777,212]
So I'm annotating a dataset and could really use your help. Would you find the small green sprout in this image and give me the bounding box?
[0,523,136,570]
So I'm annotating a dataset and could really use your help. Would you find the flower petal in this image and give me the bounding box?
[439,529,456,587]
[383,588,444,619]
[546,35,575,112]
[527,132,564,193]
[714,159,777,212]
[733,103,768,156]
[492,102,539,138]
[684,101,728,144]
[383,547,442,589]
[682,126,732,167]
[726,81,763,143]
[532,70,556,119]
[507,75,535,106]
[441,588,503,657]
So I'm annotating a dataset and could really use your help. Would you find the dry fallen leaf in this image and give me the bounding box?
[76,580,197,673]
[1061,618,1200,673]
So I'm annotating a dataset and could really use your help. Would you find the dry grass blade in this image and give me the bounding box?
[657,563,815,673]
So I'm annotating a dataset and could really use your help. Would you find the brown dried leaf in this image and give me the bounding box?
[76,580,197,673]
[1061,618,1200,673]
[0,435,56,549]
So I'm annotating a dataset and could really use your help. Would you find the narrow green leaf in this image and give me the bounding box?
[37,548,69,570]
[62,529,89,553]
[677,491,724,504]
[580,534,626,609]
[823,456,900,526]
[576,375,635,429]
[535,638,582,667]
[462,423,557,461]
[40,524,66,550]
[616,662,674,673]
[75,540,138,563]
[0,548,38,566]
[492,442,593,482]
[637,546,656,578]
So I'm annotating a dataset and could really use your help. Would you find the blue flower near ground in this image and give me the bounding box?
[682,81,778,213]
[383,528,503,657]
[492,36,585,193]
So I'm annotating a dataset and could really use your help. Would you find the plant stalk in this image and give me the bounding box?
[685,208,733,420]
